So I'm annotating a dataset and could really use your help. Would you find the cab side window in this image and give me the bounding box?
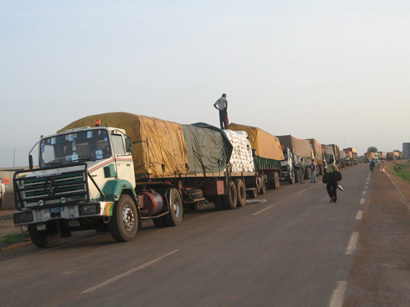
[112,134,125,155]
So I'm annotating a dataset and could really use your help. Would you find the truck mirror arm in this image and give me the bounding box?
[87,172,106,201]
[28,141,39,170]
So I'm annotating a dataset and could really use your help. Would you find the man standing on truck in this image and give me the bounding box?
[213,93,228,129]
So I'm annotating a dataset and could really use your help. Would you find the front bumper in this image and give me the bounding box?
[13,201,114,226]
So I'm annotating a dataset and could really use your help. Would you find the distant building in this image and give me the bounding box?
[403,143,410,159]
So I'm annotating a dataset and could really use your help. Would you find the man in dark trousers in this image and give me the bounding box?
[213,93,228,129]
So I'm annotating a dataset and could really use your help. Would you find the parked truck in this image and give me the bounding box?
[323,144,341,167]
[229,123,284,191]
[277,135,314,183]
[343,147,358,166]
[13,113,268,248]
[339,151,346,168]
[306,138,325,175]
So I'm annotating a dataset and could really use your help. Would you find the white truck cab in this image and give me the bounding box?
[13,124,140,247]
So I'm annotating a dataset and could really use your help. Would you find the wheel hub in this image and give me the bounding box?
[122,206,135,230]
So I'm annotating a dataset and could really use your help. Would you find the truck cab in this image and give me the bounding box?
[281,148,298,184]
[13,124,143,247]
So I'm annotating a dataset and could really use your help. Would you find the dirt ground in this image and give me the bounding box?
[345,160,410,306]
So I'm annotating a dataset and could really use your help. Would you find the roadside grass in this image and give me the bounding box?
[1,232,29,245]
[392,161,410,183]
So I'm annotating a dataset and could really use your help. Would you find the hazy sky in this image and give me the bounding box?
[1,0,409,167]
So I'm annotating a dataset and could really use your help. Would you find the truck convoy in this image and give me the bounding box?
[13,113,277,248]
[12,111,355,248]
[277,135,314,183]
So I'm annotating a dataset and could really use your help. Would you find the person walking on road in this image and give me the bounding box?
[311,159,317,183]
[299,160,305,184]
[213,93,228,129]
[326,157,339,202]
[369,158,375,173]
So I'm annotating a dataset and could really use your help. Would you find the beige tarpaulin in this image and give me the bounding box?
[59,112,189,178]
[229,123,284,161]
[277,135,312,158]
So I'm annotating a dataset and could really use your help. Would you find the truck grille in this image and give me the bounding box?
[14,164,89,210]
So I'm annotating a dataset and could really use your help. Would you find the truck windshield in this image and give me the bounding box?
[40,129,111,168]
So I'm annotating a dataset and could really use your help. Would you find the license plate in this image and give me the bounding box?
[45,207,64,213]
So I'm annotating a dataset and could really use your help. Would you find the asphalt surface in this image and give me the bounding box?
[0,163,408,306]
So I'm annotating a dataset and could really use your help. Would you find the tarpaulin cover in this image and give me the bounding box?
[277,135,312,158]
[182,123,232,174]
[59,112,189,178]
[323,145,335,156]
[229,123,284,161]
[306,138,323,162]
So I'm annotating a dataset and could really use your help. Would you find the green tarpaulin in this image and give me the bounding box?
[182,123,233,174]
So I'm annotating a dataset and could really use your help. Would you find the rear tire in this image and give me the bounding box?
[258,177,266,195]
[109,194,138,242]
[273,172,280,189]
[289,172,295,184]
[163,188,183,226]
[28,222,60,248]
[153,217,166,228]
[234,179,246,207]
[212,196,224,211]
[222,181,237,210]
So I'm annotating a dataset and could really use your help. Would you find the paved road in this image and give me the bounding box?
[0,164,388,306]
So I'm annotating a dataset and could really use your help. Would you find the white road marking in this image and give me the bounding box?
[355,211,363,220]
[362,191,367,195]
[252,205,274,216]
[82,250,179,294]
[364,185,368,190]
[329,281,348,307]
[360,198,366,205]
[296,188,308,194]
[346,232,359,255]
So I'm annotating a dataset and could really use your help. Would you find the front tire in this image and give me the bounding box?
[109,194,138,242]
[28,222,60,248]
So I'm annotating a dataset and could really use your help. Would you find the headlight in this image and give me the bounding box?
[79,204,100,216]
[14,211,34,224]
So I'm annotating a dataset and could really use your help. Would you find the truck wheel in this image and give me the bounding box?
[273,172,280,189]
[163,188,183,226]
[305,168,311,180]
[153,217,166,228]
[109,194,138,242]
[28,222,60,248]
[289,172,296,184]
[211,196,224,210]
[234,179,246,207]
[259,178,266,195]
[289,172,295,184]
[222,181,237,210]
[294,169,299,183]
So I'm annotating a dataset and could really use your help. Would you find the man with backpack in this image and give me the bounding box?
[324,156,341,203]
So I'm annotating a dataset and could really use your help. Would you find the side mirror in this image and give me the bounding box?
[125,136,133,153]
[29,155,33,170]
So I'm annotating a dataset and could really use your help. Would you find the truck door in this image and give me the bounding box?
[111,133,136,186]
